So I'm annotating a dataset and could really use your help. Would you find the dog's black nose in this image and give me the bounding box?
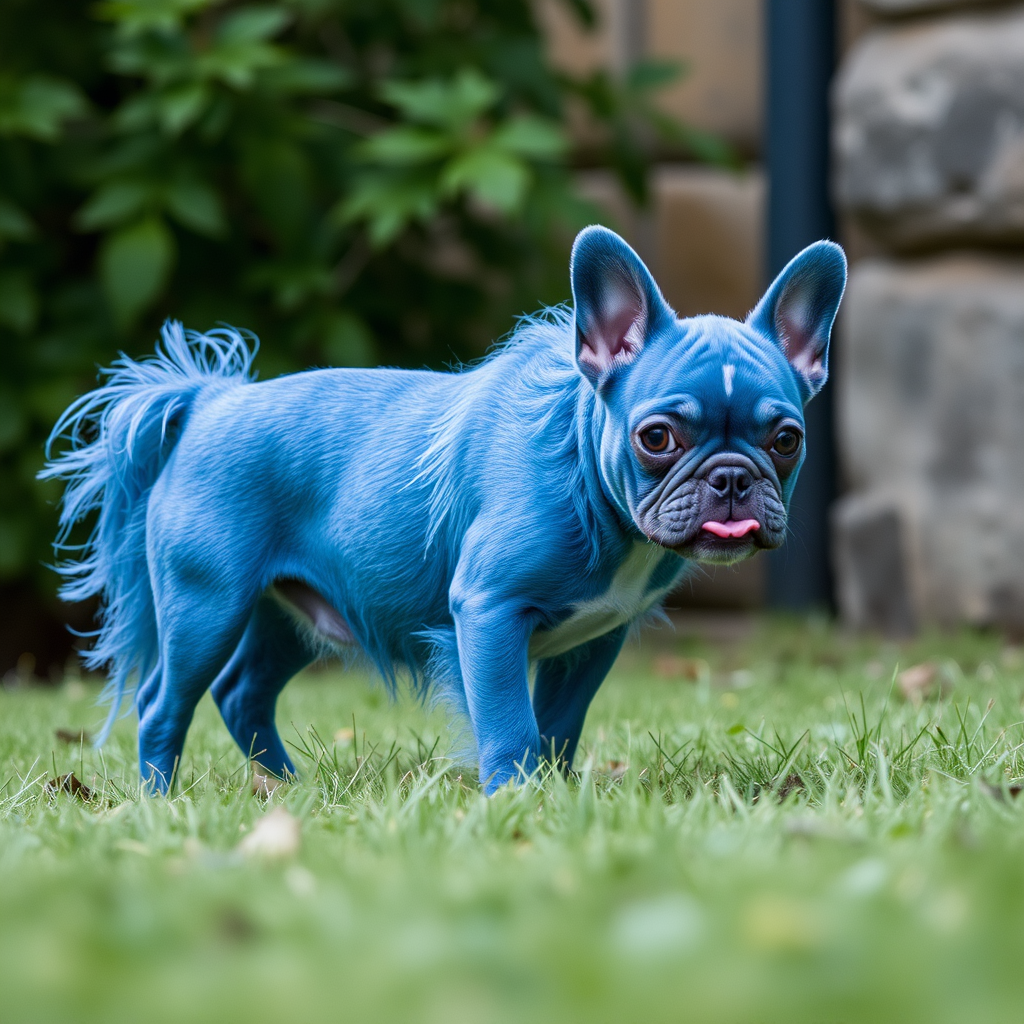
[707,465,753,501]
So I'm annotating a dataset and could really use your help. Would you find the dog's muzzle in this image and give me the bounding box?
[635,452,787,562]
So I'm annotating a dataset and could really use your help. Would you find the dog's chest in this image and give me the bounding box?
[528,542,675,660]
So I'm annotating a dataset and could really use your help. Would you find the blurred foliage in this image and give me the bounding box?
[569,58,739,204]
[0,0,715,599]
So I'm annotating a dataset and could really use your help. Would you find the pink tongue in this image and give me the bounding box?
[702,519,760,539]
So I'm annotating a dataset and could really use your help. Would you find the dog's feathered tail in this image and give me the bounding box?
[40,321,257,741]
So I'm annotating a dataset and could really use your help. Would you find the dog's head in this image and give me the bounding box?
[571,225,846,565]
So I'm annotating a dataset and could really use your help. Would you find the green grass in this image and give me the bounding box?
[5,617,1024,1023]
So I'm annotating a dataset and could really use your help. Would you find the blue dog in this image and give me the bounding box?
[43,226,845,793]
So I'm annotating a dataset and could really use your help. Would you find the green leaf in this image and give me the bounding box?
[654,114,739,168]
[99,217,176,328]
[262,59,350,95]
[97,0,211,37]
[113,93,160,133]
[198,39,284,89]
[165,177,226,237]
[159,83,210,135]
[217,6,291,44]
[491,116,567,160]
[626,59,683,93]
[76,180,155,231]
[360,127,451,166]
[441,148,530,214]
[381,69,498,129]
[16,77,88,138]
[563,0,596,27]
[727,723,747,736]
[0,76,87,141]
[340,174,439,247]
[0,272,38,333]
[0,199,35,241]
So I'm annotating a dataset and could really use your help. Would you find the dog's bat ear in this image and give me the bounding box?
[570,225,673,387]
[747,240,847,402]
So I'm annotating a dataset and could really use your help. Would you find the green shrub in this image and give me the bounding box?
[0,0,712,639]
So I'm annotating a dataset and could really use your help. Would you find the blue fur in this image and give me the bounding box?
[42,227,845,794]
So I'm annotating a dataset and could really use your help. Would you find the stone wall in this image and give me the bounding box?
[538,0,762,153]
[835,9,1024,250]
[833,1,1024,630]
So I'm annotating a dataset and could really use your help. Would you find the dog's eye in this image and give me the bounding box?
[639,424,676,454]
[771,429,801,458]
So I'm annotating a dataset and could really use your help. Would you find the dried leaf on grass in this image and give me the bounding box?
[980,781,1024,802]
[54,728,90,744]
[897,662,949,706]
[218,907,259,942]
[251,765,287,798]
[44,773,92,801]
[237,807,301,860]
[753,773,805,804]
[776,773,805,801]
[653,656,711,683]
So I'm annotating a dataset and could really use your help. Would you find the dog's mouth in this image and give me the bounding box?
[670,519,768,564]
[640,513,781,565]
[701,518,760,539]
[634,457,788,563]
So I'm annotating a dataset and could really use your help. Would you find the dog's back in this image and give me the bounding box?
[148,363,460,667]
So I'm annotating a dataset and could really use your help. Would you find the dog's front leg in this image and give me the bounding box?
[451,591,539,795]
[533,625,628,771]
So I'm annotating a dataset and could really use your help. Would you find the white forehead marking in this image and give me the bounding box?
[722,363,736,397]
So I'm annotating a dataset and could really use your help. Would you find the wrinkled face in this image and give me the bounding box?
[599,317,805,564]
[570,226,846,566]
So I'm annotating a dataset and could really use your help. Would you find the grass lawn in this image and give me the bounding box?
[4,615,1024,1023]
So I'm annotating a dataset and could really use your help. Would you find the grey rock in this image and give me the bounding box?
[833,495,917,636]
[837,255,1024,627]
[834,10,1024,249]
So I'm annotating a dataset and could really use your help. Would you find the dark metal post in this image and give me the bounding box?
[764,0,837,610]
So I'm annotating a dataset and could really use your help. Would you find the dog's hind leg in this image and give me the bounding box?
[137,583,256,793]
[210,595,314,780]
[532,626,627,770]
